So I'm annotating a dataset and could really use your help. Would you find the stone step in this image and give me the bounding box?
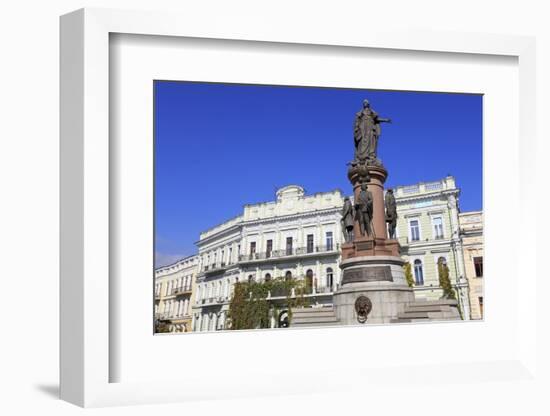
[397,311,430,319]
[292,321,342,327]
[292,316,341,324]
[403,305,452,313]
[290,307,340,327]
[292,306,334,312]
[410,300,458,307]
[392,299,461,323]
[291,310,336,318]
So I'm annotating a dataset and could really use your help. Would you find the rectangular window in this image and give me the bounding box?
[250,242,256,260]
[286,237,293,255]
[266,239,273,258]
[474,256,483,277]
[414,260,424,285]
[229,247,233,264]
[307,234,314,253]
[326,231,333,251]
[410,219,420,241]
[433,217,444,239]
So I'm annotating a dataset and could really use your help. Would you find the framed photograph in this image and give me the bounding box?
[60,8,538,408]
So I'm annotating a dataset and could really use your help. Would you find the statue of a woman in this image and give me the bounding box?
[353,100,391,164]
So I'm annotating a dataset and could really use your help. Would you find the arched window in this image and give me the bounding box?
[414,259,424,285]
[265,273,271,282]
[326,267,334,289]
[285,271,292,281]
[248,275,253,283]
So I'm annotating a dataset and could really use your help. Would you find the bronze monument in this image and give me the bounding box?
[385,188,397,239]
[353,99,392,165]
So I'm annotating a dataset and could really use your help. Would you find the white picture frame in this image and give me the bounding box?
[60,7,539,408]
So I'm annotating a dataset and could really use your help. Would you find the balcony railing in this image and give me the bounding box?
[313,286,334,294]
[172,286,192,295]
[201,262,233,274]
[156,312,193,321]
[238,244,339,262]
[196,295,229,305]
[399,235,448,246]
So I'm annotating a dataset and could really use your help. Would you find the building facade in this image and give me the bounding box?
[459,211,484,319]
[154,255,199,332]
[394,176,471,319]
[192,185,344,332]
[188,177,477,331]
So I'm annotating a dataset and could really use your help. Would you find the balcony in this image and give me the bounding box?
[398,236,449,247]
[262,285,334,299]
[172,286,192,296]
[313,285,334,294]
[238,244,339,264]
[155,312,192,321]
[200,262,232,276]
[197,295,229,306]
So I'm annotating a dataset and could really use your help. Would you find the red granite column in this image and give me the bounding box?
[365,166,388,240]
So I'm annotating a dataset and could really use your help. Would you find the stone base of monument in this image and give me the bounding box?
[341,237,400,259]
[333,255,415,325]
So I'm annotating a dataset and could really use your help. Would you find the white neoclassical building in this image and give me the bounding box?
[189,177,477,331]
[192,185,344,332]
[154,255,199,332]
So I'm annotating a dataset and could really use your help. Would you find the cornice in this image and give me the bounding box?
[396,188,459,205]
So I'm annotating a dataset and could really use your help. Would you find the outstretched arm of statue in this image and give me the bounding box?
[377,117,392,123]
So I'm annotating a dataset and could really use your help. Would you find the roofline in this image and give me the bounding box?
[155,253,198,272]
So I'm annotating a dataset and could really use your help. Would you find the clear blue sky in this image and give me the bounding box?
[155,81,482,267]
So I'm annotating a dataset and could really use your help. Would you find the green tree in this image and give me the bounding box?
[227,277,308,330]
[403,262,414,288]
[437,258,456,300]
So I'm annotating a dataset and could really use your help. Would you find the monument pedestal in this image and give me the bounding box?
[334,255,414,324]
[341,237,400,259]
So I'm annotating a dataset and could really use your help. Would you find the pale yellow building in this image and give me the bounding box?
[394,176,471,319]
[154,255,199,332]
[459,211,484,320]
